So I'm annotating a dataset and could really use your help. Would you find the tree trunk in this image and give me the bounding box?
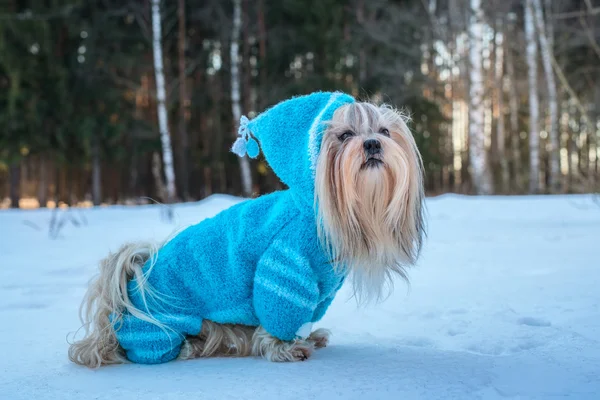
[525,0,540,194]
[152,152,167,202]
[91,133,102,206]
[151,0,178,203]
[129,149,138,199]
[494,20,509,193]
[231,0,253,197]
[563,104,574,191]
[9,162,20,208]
[257,0,267,105]
[490,31,499,168]
[544,0,554,49]
[532,0,560,192]
[218,162,227,194]
[579,118,588,180]
[594,87,600,181]
[203,166,212,197]
[594,119,599,182]
[586,107,596,187]
[506,18,521,193]
[428,0,437,15]
[242,0,252,114]
[467,0,493,194]
[38,155,48,207]
[257,0,280,192]
[66,165,74,206]
[6,59,21,208]
[568,123,577,190]
[177,0,189,200]
[461,103,470,192]
[212,44,226,194]
[356,0,367,84]
[53,166,60,207]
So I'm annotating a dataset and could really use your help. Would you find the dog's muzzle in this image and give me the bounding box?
[363,139,383,168]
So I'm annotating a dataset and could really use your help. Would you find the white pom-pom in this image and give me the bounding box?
[231,137,247,157]
[232,115,259,158]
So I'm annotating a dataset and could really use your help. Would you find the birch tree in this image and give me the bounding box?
[151,0,177,203]
[525,0,540,193]
[231,0,253,197]
[532,0,560,192]
[468,0,493,194]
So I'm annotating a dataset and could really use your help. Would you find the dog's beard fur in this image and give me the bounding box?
[315,102,425,303]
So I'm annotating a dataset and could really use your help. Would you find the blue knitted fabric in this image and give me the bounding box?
[114,91,355,364]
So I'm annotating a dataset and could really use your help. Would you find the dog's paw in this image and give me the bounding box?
[263,340,314,362]
[289,342,313,361]
[308,328,330,349]
[253,326,317,362]
[178,336,206,360]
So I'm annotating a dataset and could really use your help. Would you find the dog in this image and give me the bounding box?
[69,92,425,368]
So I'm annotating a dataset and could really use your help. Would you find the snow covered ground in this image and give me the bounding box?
[1,194,599,399]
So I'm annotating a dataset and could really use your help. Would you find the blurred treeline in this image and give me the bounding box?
[0,0,599,208]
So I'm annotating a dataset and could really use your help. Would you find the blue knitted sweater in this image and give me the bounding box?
[115,92,356,364]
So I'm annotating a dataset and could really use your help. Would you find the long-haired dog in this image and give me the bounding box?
[69,94,425,368]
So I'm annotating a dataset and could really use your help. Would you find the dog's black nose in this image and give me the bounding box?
[363,139,381,155]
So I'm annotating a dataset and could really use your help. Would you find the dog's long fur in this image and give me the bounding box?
[68,242,163,367]
[69,101,424,368]
[316,102,425,302]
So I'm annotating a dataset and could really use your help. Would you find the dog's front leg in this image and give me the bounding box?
[252,241,330,361]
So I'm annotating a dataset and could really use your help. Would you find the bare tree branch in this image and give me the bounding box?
[0,4,130,21]
[552,7,600,20]
[579,16,600,60]
[551,53,591,122]
[105,70,144,92]
[162,13,179,39]
[131,2,152,42]
[166,57,205,94]
[0,4,79,21]
[419,0,444,41]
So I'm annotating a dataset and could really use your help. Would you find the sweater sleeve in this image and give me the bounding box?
[115,277,203,365]
[115,312,186,364]
[252,238,320,341]
[312,278,345,323]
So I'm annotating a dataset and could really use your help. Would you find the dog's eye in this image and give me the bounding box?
[379,128,390,137]
[338,131,355,142]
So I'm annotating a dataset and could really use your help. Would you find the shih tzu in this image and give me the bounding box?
[69,91,425,368]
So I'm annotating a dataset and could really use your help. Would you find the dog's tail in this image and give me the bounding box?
[68,241,161,368]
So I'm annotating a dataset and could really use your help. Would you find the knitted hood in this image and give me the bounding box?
[232,91,355,206]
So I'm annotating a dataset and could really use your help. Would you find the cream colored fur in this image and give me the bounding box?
[178,323,330,362]
[68,242,161,368]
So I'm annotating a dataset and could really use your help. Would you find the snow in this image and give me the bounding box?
[1,194,599,399]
